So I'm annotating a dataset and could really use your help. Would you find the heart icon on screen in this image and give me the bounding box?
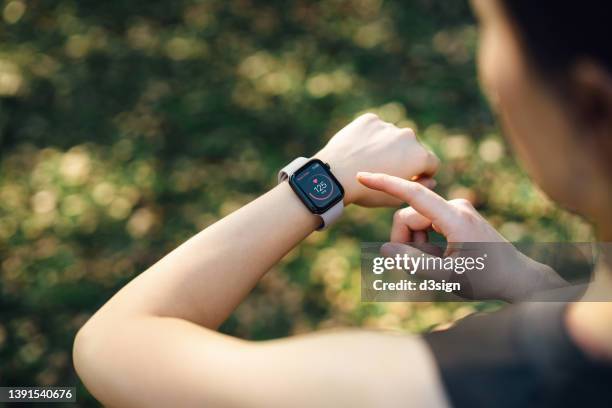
[313,178,318,183]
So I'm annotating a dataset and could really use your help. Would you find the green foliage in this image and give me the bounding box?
[0,0,591,405]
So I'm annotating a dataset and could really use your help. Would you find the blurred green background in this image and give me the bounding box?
[0,0,592,405]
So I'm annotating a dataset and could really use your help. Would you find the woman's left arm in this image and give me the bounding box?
[73,114,443,407]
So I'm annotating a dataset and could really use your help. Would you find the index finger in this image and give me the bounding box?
[357,172,456,231]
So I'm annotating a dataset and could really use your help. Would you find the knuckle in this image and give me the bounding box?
[393,209,404,223]
[412,144,430,163]
[398,128,416,139]
[429,151,440,168]
[450,198,473,209]
[450,200,479,224]
[358,112,379,123]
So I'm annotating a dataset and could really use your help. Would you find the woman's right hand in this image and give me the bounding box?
[357,172,568,302]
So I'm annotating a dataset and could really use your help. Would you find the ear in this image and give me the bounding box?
[569,60,612,135]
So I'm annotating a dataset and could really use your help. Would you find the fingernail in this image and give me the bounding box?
[356,171,372,179]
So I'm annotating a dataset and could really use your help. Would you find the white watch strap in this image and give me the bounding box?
[277,157,309,183]
[278,157,344,230]
[319,200,343,230]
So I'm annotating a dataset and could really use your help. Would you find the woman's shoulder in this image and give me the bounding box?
[422,302,612,408]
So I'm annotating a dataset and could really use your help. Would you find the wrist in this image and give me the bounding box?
[505,255,568,302]
[277,181,322,231]
[313,149,356,206]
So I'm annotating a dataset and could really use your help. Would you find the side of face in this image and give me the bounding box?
[471,0,606,218]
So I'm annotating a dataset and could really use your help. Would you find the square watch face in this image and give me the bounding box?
[290,159,344,214]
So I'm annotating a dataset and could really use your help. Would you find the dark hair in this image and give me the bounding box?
[501,1,612,76]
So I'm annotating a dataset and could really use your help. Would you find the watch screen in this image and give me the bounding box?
[293,161,343,212]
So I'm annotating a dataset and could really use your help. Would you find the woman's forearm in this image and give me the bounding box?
[94,180,321,328]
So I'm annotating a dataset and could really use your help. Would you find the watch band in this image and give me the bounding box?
[277,157,310,183]
[319,200,344,229]
[278,157,344,230]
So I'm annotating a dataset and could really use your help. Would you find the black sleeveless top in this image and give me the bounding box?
[423,303,612,407]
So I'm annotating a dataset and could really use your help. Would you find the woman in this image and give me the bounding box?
[73,0,612,406]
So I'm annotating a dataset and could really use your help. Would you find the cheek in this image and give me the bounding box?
[477,26,524,119]
[478,30,531,159]
[477,31,502,112]
[477,27,574,202]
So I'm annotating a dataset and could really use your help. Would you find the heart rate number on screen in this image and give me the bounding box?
[308,174,333,200]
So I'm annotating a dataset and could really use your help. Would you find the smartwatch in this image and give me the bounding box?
[278,157,344,230]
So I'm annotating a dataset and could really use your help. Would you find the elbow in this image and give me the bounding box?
[73,319,100,388]
[73,315,116,404]
[73,311,149,406]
